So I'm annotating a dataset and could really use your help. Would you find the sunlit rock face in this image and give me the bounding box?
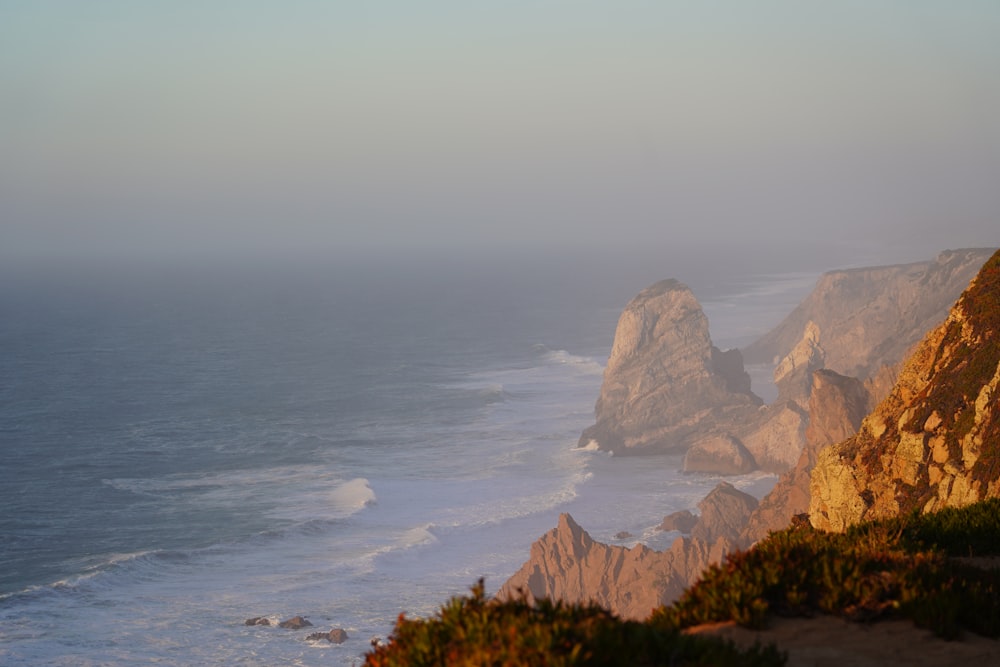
[578,279,761,456]
[495,512,734,620]
[741,369,872,544]
[810,250,1000,532]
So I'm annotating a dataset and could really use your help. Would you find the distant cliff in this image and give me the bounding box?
[810,249,1000,531]
[744,248,994,381]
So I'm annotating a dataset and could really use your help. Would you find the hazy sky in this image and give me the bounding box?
[2,1,999,263]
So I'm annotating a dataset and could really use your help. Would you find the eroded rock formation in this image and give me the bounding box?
[810,250,1000,531]
[578,280,761,455]
[741,369,872,544]
[744,248,994,381]
[498,483,758,618]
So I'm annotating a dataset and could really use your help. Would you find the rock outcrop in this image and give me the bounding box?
[683,435,756,475]
[496,513,732,620]
[498,483,756,619]
[810,250,1000,531]
[578,280,761,455]
[690,482,758,545]
[741,369,872,544]
[307,628,349,643]
[744,248,994,382]
[658,510,697,534]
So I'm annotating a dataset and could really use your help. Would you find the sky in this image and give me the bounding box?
[2,1,999,265]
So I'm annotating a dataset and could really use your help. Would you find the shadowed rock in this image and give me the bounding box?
[307,628,348,643]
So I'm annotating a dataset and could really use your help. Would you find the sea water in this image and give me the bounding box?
[0,249,830,665]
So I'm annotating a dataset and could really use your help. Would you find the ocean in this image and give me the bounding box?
[0,247,852,665]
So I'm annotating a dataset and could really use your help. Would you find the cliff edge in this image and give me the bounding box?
[810,249,1000,531]
[743,248,994,381]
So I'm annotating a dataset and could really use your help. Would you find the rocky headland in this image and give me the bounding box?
[502,247,998,618]
[810,249,1000,531]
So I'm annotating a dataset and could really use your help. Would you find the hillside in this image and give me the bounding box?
[810,249,1000,531]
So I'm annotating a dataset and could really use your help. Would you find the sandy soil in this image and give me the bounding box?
[685,616,1000,667]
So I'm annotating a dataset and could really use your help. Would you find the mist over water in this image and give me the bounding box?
[0,246,887,664]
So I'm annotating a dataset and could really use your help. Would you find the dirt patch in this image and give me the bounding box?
[684,615,1000,667]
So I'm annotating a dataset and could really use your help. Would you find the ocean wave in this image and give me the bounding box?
[539,347,605,375]
[329,478,377,511]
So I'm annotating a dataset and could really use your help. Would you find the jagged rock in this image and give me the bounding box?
[690,482,758,545]
[578,279,761,454]
[773,320,825,403]
[658,510,698,533]
[737,401,808,472]
[278,616,313,630]
[810,250,1000,531]
[496,513,731,619]
[307,628,348,643]
[244,616,271,626]
[744,248,995,381]
[683,435,756,475]
[741,369,871,544]
[712,346,753,395]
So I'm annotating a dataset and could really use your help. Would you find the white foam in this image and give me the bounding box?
[329,478,377,510]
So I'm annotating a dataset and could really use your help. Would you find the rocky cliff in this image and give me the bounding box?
[810,249,1000,531]
[744,248,994,382]
[578,279,761,455]
[740,369,873,544]
[496,484,756,619]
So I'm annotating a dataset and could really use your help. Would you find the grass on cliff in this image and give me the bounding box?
[363,580,785,667]
[653,498,1000,640]
[363,500,1000,666]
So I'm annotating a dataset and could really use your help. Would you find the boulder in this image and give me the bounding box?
[690,482,758,545]
[683,435,756,475]
[308,628,349,643]
[244,617,271,627]
[658,510,698,534]
[278,616,313,630]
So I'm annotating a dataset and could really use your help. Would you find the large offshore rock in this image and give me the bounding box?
[578,279,761,455]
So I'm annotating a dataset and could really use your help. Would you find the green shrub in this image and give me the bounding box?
[364,580,786,667]
[652,500,1000,640]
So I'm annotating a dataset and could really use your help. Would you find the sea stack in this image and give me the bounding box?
[578,279,760,455]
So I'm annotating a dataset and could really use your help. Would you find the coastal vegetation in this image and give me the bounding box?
[365,499,1000,665]
[364,580,785,667]
[655,498,1000,640]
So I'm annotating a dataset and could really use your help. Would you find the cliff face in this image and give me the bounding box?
[497,484,756,619]
[810,250,1000,532]
[741,369,872,544]
[744,248,994,381]
[578,279,761,455]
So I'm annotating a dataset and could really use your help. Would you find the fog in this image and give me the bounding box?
[2,2,998,267]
